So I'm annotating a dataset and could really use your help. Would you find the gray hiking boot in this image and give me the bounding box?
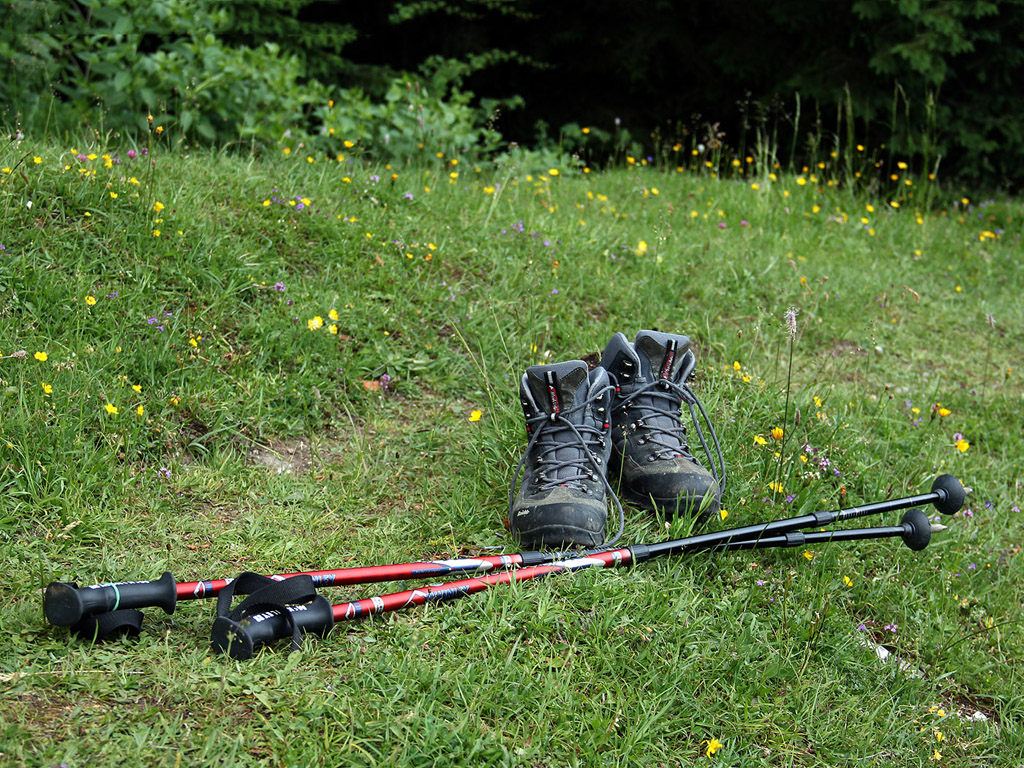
[509,360,615,549]
[600,330,724,521]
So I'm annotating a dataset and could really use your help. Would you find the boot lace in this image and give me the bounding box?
[610,374,727,500]
[509,383,626,548]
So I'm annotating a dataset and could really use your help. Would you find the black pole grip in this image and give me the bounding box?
[210,595,335,660]
[44,572,177,627]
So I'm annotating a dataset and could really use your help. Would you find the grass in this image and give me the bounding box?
[1,137,1022,767]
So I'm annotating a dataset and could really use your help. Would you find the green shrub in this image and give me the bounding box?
[0,0,507,155]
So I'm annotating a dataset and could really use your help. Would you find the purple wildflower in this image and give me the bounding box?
[157,467,171,479]
[127,149,137,159]
[273,282,286,292]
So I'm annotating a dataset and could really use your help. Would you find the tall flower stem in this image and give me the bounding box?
[773,308,799,502]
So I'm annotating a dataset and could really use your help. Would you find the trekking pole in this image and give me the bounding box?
[211,508,944,659]
[44,474,966,628]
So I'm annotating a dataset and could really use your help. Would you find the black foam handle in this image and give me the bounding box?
[44,571,177,627]
[210,595,335,660]
[71,608,145,641]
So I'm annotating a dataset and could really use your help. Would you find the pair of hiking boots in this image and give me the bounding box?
[509,330,725,550]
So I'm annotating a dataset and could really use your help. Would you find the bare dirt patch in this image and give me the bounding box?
[247,438,312,475]
[828,339,867,357]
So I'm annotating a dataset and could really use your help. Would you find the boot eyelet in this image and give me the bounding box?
[647,455,656,462]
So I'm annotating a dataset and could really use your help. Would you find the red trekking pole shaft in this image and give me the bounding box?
[176,554,526,600]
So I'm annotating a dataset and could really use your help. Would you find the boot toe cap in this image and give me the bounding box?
[620,459,720,519]
[510,492,607,549]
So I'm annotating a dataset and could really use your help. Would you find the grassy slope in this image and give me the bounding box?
[0,140,1022,767]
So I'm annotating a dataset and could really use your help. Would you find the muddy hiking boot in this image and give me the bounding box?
[600,330,725,522]
[509,360,621,550]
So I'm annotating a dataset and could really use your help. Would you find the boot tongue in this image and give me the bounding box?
[634,331,691,385]
[523,361,598,484]
[524,360,590,418]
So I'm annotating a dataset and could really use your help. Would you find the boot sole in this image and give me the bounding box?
[512,523,605,550]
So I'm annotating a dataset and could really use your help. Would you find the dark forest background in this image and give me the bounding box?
[4,0,1024,189]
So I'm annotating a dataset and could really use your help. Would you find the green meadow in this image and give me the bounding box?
[0,139,1021,766]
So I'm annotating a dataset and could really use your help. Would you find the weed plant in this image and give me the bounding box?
[0,136,1021,766]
